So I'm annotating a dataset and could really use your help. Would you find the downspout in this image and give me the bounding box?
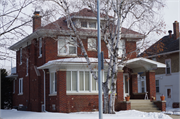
[43,69,46,112]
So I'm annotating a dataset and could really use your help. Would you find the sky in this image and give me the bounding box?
[0,0,180,73]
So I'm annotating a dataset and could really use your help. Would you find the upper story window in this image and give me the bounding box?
[20,48,22,65]
[165,59,171,75]
[39,38,42,58]
[118,39,126,57]
[58,37,77,56]
[81,21,97,29]
[19,78,23,95]
[88,38,96,51]
[156,80,159,93]
[50,72,57,94]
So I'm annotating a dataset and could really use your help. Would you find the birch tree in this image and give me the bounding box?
[39,0,165,114]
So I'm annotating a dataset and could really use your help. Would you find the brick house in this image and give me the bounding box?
[9,8,166,112]
[141,21,180,108]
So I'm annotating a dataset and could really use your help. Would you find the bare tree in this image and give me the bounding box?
[0,0,36,61]
[38,0,165,114]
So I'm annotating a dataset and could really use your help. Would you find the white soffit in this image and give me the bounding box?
[125,57,166,73]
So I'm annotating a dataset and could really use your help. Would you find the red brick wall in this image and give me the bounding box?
[116,71,124,101]
[146,71,156,100]
[126,41,137,59]
[132,73,138,93]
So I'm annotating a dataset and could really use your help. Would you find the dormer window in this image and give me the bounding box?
[81,21,97,29]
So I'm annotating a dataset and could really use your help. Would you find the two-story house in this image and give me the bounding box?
[9,8,166,112]
[141,21,180,108]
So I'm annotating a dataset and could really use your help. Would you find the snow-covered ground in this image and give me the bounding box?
[163,107,180,116]
[0,109,172,119]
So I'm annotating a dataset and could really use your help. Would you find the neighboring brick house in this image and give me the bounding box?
[141,21,180,108]
[9,8,165,112]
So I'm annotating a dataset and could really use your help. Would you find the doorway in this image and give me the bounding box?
[165,86,173,107]
[123,73,130,99]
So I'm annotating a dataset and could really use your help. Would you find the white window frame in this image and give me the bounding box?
[57,37,77,56]
[20,48,22,65]
[19,78,23,95]
[13,80,15,94]
[66,70,107,94]
[81,21,97,29]
[156,80,159,93]
[26,58,28,76]
[50,72,57,95]
[88,38,97,51]
[165,59,171,75]
[39,38,42,58]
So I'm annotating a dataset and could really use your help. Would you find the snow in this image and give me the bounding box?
[0,109,172,119]
[163,107,180,116]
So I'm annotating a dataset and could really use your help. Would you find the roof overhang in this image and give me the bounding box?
[9,29,144,51]
[6,74,18,79]
[124,57,166,73]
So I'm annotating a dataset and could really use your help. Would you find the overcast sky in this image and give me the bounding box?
[1,0,180,72]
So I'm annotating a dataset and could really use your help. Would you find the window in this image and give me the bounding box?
[20,48,22,65]
[165,59,171,74]
[152,57,156,61]
[156,80,159,93]
[50,72,57,94]
[88,38,96,51]
[141,81,145,93]
[66,70,107,93]
[118,40,126,57]
[81,21,97,29]
[19,78,23,94]
[39,38,42,57]
[26,58,28,76]
[58,37,77,56]
[167,88,171,98]
[13,80,15,94]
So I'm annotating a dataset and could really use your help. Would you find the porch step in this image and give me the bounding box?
[130,99,161,112]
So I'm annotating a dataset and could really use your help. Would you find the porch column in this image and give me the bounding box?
[116,70,124,101]
[146,71,156,100]
[57,70,67,112]
[131,73,138,93]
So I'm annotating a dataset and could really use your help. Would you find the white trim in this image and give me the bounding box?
[20,48,22,65]
[19,78,23,95]
[146,50,180,58]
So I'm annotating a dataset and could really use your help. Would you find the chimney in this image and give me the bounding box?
[32,11,41,32]
[168,30,172,38]
[173,21,179,40]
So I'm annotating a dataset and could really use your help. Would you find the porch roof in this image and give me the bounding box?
[124,57,166,73]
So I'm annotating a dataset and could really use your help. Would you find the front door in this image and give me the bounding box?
[123,73,130,99]
[165,86,173,107]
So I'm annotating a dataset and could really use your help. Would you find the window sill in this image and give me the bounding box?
[88,49,97,51]
[49,93,57,96]
[66,91,99,95]
[38,55,42,58]
[166,74,171,76]
[57,54,77,57]
[18,93,23,95]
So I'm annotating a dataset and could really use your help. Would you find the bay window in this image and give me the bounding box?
[50,72,57,94]
[66,70,107,93]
